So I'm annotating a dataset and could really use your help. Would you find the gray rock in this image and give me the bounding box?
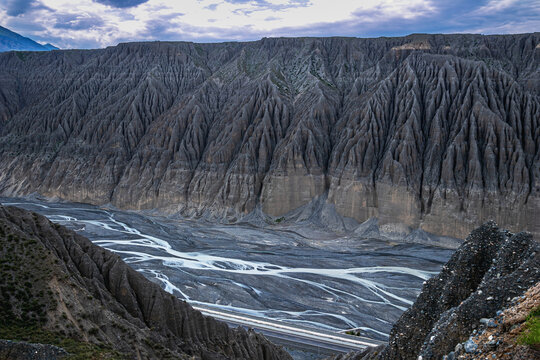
[479,318,497,327]
[483,340,498,351]
[464,340,477,353]
[488,320,498,328]
[479,318,490,325]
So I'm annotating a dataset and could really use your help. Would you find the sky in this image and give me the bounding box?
[0,0,539,49]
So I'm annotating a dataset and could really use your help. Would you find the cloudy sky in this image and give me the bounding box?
[1,0,539,49]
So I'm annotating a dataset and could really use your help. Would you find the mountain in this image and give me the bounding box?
[0,204,291,359]
[335,221,540,360]
[0,33,538,239]
[42,43,58,51]
[0,26,58,52]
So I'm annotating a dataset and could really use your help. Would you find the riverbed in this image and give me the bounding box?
[1,197,453,355]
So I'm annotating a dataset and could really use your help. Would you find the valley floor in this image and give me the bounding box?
[0,196,453,358]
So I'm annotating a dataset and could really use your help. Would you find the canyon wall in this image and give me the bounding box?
[0,33,538,238]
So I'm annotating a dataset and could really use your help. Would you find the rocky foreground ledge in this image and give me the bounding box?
[335,221,539,360]
[0,205,291,359]
[454,282,540,360]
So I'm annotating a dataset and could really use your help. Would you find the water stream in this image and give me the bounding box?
[1,197,453,342]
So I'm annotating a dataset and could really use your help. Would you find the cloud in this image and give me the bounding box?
[474,0,520,14]
[4,17,47,33]
[456,0,540,34]
[205,4,219,11]
[93,0,149,8]
[1,0,40,16]
[228,0,311,16]
[53,13,104,30]
[0,0,538,49]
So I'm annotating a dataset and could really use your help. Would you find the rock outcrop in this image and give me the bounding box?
[333,221,539,360]
[0,33,539,239]
[0,205,291,359]
[451,282,540,360]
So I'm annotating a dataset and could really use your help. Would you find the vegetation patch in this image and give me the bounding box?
[0,219,126,359]
[0,324,125,359]
[519,305,540,348]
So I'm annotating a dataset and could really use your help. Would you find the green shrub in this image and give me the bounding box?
[519,306,540,347]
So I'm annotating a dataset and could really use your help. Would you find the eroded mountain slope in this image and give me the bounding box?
[0,34,538,238]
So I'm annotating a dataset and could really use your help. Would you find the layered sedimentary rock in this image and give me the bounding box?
[333,221,540,360]
[0,205,291,359]
[0,33,539,238]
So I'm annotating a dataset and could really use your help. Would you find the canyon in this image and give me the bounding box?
[0,33,538,239]
[1,200,537,359]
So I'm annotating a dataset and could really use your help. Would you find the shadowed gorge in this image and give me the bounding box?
[0,33,539,239]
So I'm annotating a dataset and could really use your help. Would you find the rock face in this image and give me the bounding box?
[381,222,539,359]
[0,33,539,239]
[0,205,291,359]
[334,221,539,360]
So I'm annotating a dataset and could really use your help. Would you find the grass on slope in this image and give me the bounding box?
[0,324,124,360]
[519,305,540,348]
